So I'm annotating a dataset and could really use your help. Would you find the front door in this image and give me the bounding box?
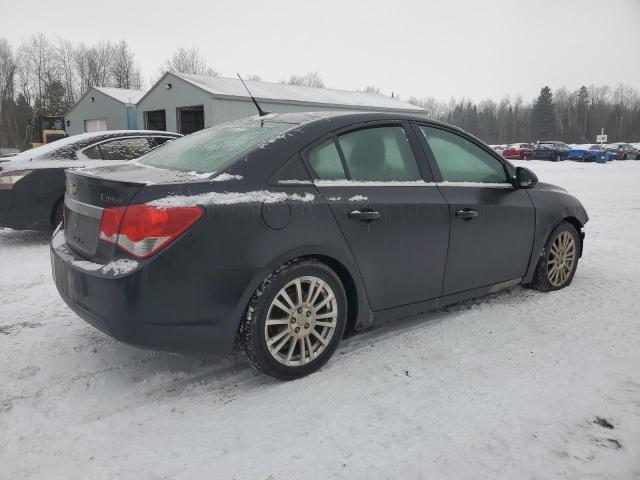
[305,123,450,311]
[416,125,535,295]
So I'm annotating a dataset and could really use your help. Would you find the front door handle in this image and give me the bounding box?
[455,209,479,220]
[348,209,381,222]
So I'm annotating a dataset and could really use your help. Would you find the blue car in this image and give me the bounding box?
[567,144,614,162]
[534,141,571,161]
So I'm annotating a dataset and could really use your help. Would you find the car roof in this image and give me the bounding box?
[252,110,469,138]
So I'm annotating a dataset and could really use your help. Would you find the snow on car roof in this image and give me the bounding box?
[172,72,425,112]
[8,130,176,161]
[94,86,146,104]
[571,144,594,150]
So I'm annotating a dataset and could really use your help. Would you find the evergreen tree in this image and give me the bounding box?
[532,86,556,140]
[576,86,589,141]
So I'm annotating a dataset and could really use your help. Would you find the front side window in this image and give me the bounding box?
[337,126,421,181]
[308,139,346,180]
[140,119,294,173]
[419,126,507,183]
[99,137,152,161]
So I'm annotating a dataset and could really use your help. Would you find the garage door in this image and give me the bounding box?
[84,118,108,133]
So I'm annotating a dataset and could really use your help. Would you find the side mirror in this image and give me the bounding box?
[515,166,538,188]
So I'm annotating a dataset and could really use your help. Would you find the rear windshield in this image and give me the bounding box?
[139,119,295,173]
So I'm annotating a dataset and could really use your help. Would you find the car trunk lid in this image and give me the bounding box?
[64,164,213,262]
[64,170,144,260]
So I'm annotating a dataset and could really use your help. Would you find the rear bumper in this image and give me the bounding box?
[50,228,267,354]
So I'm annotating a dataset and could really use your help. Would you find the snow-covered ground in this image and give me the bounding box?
[1,160,639,479]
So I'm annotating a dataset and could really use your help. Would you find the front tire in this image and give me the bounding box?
[528,222,580,292]
[238,259,347,380]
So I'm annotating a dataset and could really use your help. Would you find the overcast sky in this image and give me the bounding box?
[1,0,639,102]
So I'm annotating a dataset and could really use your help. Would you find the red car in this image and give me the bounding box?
[503,143,535,160]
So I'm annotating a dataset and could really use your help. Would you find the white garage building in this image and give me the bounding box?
[136,72,426,135]
[65,87,146,136]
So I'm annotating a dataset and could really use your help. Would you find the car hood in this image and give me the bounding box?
[535,182,568,193]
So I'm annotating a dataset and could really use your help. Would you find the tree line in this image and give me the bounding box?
[407,83,640,145]
[0,34,327,150]
[2,33,639,150]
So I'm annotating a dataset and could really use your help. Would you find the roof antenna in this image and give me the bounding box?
[237,73,269,117]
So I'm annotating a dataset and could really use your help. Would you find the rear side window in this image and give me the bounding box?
[82,145,102,159]
[308,139,346,180]
[419,126,507,183]
[140,119,293,173]
[337,126,420,181]
[99,137,152,160]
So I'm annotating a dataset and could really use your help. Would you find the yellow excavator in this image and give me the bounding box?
[31,115,67,148]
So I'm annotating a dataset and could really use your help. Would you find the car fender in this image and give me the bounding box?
[523,188,589,284]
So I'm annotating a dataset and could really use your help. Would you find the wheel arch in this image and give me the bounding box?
[250,247,368,338]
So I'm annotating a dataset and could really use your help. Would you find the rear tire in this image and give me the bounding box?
[238,259,347,380]
[528,222,580,292]
[555,154,561,162]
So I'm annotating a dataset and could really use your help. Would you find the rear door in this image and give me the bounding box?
[305,121,450,311]
[415,124,535,295]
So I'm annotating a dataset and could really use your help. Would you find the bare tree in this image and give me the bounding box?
[0,38,18,147]
[55,37,77,106]
[163,47,218,76]
[288,72,324,88]
[245,74,261,81]
[111,40,136,89]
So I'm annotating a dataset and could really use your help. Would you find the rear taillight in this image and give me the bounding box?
[99,204,204,259]
[0,170,31,190]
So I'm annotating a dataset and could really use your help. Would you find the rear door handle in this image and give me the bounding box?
[348,210,381,222]
[455,209,479,220]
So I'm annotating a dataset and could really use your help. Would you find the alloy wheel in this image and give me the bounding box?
[264,276,338,367]
[547,231,576,287]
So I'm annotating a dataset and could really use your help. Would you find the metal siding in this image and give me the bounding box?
[136,74,213,133]
[136,72,427,133]
[65,88,130,136]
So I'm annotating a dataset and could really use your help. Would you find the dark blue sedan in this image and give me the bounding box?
[534,141,571,161]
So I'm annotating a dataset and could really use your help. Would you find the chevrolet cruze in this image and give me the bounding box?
[51,112,588,379]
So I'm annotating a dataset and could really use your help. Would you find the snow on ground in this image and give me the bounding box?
[1,160,640,479]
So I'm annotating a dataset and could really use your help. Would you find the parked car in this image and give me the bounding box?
[534,141,571,161]
[605,142,639,160]
[51,112,588,380]
[0,147,20,158]
[502,143,535,160]
[489,145,506,155]
[567,144,614,162]
[0,130,180,231]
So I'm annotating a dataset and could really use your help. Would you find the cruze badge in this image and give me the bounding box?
[100,192,123,204]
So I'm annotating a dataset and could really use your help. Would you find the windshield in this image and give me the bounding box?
[139,119,296,173]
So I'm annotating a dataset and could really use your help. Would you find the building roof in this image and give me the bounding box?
[168,72,425,112]
[94,86,146,104]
